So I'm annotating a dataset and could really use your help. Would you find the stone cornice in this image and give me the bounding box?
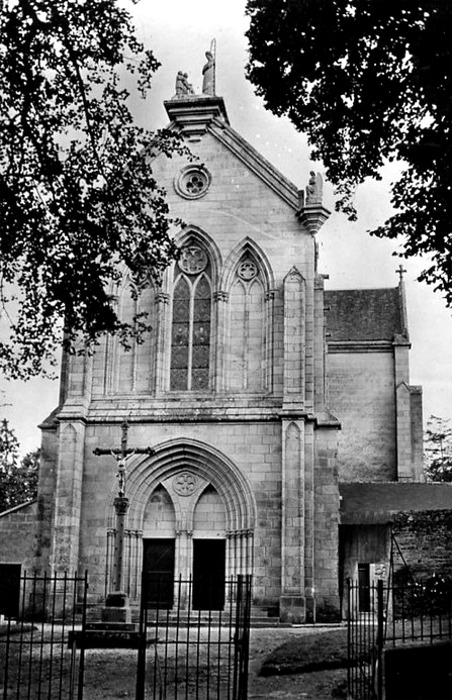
[47,399,341,426]
[328,340,394,354]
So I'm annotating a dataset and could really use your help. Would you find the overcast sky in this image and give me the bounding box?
[1,0,451,455]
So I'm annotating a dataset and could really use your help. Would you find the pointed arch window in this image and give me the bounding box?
[115,278,156,394]
[171,249,212,391]
[229,254,266,391]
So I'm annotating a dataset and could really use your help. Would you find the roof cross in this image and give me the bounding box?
[93,420,153,497]
[396,264,407,282]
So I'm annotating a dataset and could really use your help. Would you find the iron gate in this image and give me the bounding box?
[347,578,452,700]
[0,571,88,700]
[136,574,252,700]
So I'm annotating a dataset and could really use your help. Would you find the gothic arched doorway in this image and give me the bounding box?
[107,439,256,607]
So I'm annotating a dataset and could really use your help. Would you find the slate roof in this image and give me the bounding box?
[324,288,404,342]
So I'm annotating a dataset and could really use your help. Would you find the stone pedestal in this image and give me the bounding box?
[101,606,132,624]
[279,595,306,624]
[101,590,132,624]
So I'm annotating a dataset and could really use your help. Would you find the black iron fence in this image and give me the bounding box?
[1,572,251,700]
[137,574,252,700]
[0,571,88,700]
[347,578,452,700]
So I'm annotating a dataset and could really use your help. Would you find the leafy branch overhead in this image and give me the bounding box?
[246,0,452,305]
[0,0,188,379]
[424,415,452,482]
[0,419,39,512]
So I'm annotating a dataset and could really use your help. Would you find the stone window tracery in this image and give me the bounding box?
[228,254,266,391]
[174,166,211,200]
[170,246,212,391]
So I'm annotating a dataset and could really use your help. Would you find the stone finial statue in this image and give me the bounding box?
[182,72,194,95]
[202,39,216,96]
[175,71,185,96]
[306,171,323,205]
[175,70,194,97]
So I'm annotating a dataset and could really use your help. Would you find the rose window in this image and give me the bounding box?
[186,173,206,195]
[175,166,211,199]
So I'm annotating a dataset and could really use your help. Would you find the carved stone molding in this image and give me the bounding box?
[214,290,229,303]
[155,292,170,305]
[265,289,276,302]
[173,471,197,497]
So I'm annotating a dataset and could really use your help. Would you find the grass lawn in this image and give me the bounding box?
[260,627,349,676]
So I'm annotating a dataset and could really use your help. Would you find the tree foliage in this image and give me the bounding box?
[0,419,39,512]
[246,0,452,304]
[424,415,452,482]
[0,0,187,380]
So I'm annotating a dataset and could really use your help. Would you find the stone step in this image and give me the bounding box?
[85,621,137,632]
[84,604,282,627]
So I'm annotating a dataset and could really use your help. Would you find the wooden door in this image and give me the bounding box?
[142,539,175,608]
[192,539,226,610]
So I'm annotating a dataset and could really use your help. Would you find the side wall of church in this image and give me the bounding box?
[327,351,397,481]
[313,427,341,620]
[0,501,38,571]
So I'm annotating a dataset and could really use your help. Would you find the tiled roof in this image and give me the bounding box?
[325,288,403,342]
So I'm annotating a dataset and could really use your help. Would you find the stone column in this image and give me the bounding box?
[51,420,85,574]
[213,290,229,391]
[304,420,316,622]
[280,419,305,623]
[155,291,170,393]
[312,426,341,621]
[112,496,129,593]
[34,422,58,573]
[265,290,276,392]
[314,274,328,411]
[283,268,306,408]
[394,339,423,481]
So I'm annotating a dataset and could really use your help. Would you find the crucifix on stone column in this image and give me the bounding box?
[93,420,153,594]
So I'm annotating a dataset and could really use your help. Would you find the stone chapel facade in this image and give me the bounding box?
[0,89,424,623]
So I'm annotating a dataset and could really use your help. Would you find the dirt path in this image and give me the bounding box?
[79,627,347,700]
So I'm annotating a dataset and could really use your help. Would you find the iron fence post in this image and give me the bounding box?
[136,571,146,700]
[77,570,89,700]
[376,579,384,700]
[346,577,351,698]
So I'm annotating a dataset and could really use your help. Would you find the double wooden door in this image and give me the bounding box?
[142,538,226,610]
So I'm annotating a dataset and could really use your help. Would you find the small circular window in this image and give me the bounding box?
[238,258,258,281]
[175,166,211,199]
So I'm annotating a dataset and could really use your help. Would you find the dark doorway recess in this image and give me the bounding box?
[193,539,226,610]
[358,562,371,612]
[0,563,21,618]
[142,538,175,608]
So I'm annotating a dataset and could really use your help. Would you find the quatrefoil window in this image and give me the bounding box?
[186,174,205,195]
[238,259,258,281]
[175,166,211,199]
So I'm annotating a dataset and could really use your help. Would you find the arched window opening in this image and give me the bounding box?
[170,246,212,391]
[228,255,265,391]
[116,278,155,393]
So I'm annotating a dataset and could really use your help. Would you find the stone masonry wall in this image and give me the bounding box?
[0,501,38,571]
[314,427,341,620]
[327,351,396,481]
[392,510,452,581]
